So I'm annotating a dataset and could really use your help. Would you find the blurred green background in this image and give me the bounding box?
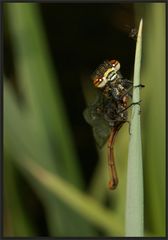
[3,3,165,237]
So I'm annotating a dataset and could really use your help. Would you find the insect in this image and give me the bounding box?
[124,25,138,40]
[83,59,135,190]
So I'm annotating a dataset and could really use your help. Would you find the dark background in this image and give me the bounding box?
[39,3,136,183]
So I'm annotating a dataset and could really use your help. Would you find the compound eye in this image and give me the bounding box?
[110,60,120,71]
[110,59,116,66]
[93,78,103,87]
[93,77,106,88]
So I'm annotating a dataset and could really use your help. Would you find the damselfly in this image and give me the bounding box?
[84,60,134,190]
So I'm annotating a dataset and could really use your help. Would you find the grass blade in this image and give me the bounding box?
[135,3,166,236]
[4,3,96,235]
[4,153,36,236]
[125,19,144,237]
[19,157,123,236]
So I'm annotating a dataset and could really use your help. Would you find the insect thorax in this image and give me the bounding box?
[100,75,129,127]
[102,72,124,100]
[101,90,128,128]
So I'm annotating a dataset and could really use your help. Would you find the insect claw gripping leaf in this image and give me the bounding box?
[134,84,145,88]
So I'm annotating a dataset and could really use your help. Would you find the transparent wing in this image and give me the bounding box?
[93,124,111,148]
[83,94,111,148]
[83,92,103,126]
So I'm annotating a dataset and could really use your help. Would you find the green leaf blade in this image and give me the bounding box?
[125,19,144,237]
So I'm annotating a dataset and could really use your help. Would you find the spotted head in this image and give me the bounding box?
[92,60,121,88]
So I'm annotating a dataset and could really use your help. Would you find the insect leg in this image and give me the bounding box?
[134,84,145,88]
[118,100,142,113]
[119,83,145,100]
[123,79,133,85]
[119,85,133,100]
[125,84,144,98]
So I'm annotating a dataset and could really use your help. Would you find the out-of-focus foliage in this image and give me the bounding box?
[135,3,166,236]
[4,3,165,237]
[4,3,96,237]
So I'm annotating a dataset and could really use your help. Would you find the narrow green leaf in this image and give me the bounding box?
[5,2,81,186]
[135,3,166,236]
[5,3,96,235]
[18,157,124,236]
[4,153,36,237]
[125,19,144,236]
